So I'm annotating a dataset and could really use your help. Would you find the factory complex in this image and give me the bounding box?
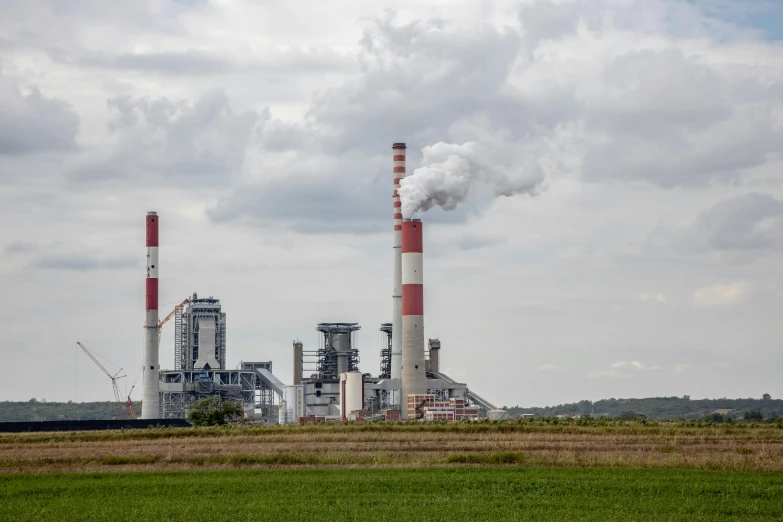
[140,142,498,424]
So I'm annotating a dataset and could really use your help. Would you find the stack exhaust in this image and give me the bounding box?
[142,211,160,419]
[391,142,406,407]
[401,218,426,418]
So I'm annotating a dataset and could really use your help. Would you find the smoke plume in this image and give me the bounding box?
[398,142,545,219]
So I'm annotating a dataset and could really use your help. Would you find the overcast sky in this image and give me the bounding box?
[1,0,782,407]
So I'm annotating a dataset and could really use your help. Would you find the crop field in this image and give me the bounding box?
[2,467,782,521]
[1,421,782,473]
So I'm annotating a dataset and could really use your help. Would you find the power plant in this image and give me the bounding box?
[136,142,496,423]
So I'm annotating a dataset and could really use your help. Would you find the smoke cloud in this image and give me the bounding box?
[398,142,545,219]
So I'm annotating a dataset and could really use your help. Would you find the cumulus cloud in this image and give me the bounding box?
[642,193,783,264]
[208,163,389,235]
[0,68,80,155]
[212,1,783,234]
[692,282,751,308]
[579,45,783,187]
[69,89,257,184]
[679,194,783,253]
[590,361,662,379]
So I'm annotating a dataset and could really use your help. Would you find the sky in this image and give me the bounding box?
[1,0,782,407]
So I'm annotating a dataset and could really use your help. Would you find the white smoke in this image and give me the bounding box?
[398,141,546,219]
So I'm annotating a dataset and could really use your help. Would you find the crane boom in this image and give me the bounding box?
[158,298,190,345]
[76,342,128,419]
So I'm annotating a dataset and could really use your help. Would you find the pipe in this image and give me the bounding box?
[401,218,426,419]
[142,211,160,419]
[391,142,406,408]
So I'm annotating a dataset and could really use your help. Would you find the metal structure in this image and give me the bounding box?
[160,369,255,419]
[142,210,160,419]
[391,142,406,408]
[174,293,226,371]
[160,361,282,422]
[76,342,128,418]
[379,323,392,379]
[433,372,497,411]
[158,298,189,345]
[292,340,303,385]
[401,218,426,418]
[241,360,281,421]
[313,323,360,378]
[427,338,441,374]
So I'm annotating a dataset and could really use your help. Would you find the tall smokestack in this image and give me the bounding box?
[391,142,406,407]
[142,211,160,419]
[401,218,426,419]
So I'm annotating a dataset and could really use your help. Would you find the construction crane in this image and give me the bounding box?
[76,342,128,419]
[126,365,142,420]
[158,298,190,345]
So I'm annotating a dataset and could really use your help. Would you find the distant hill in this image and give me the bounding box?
[0,399,141,422]
[505,396,783,421]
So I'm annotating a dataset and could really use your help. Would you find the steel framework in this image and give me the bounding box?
[174,296,226,371]
[379,323,392,379]
[312,323,361,378]
[160,368,279,422]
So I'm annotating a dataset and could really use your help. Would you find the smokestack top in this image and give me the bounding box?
[401,219,423,253]
[147,211,158,216]
[392,142,407,150]
[146,212,159,248]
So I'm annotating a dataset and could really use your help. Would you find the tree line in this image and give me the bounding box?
[504,395,781,421]
[0,399,142,422]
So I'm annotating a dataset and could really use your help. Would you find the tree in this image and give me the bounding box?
[744,411,763,422]
[763,393,772,401]
[618,410,645,421]
[188,397,242,426]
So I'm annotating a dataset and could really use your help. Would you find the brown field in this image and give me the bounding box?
[1,422,781,474]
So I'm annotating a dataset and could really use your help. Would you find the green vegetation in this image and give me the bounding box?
[187,397,242,426]
[0,399,140,422]
[1,467,781,521]
[2,395,781,423]
[506,395,783,421]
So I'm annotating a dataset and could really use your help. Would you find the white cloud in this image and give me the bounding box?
[674,363,690,374]
[538,363,568,372]
[692,282,751,308]
[635,292,666,304]
[590,361,662,379]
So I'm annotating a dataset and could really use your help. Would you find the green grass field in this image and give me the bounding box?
[2,467,781,521]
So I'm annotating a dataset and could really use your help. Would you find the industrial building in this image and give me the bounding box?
[278,143,497,423]
[174,294,226,371]
[158,295,284,421]
[143,140,496,423]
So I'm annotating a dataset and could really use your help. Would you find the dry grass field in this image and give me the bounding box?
[1,421,781,474]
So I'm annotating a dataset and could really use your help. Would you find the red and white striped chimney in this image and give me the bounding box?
[142,211,160,419]
[401,218,426,419]
[391,143,406,405]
